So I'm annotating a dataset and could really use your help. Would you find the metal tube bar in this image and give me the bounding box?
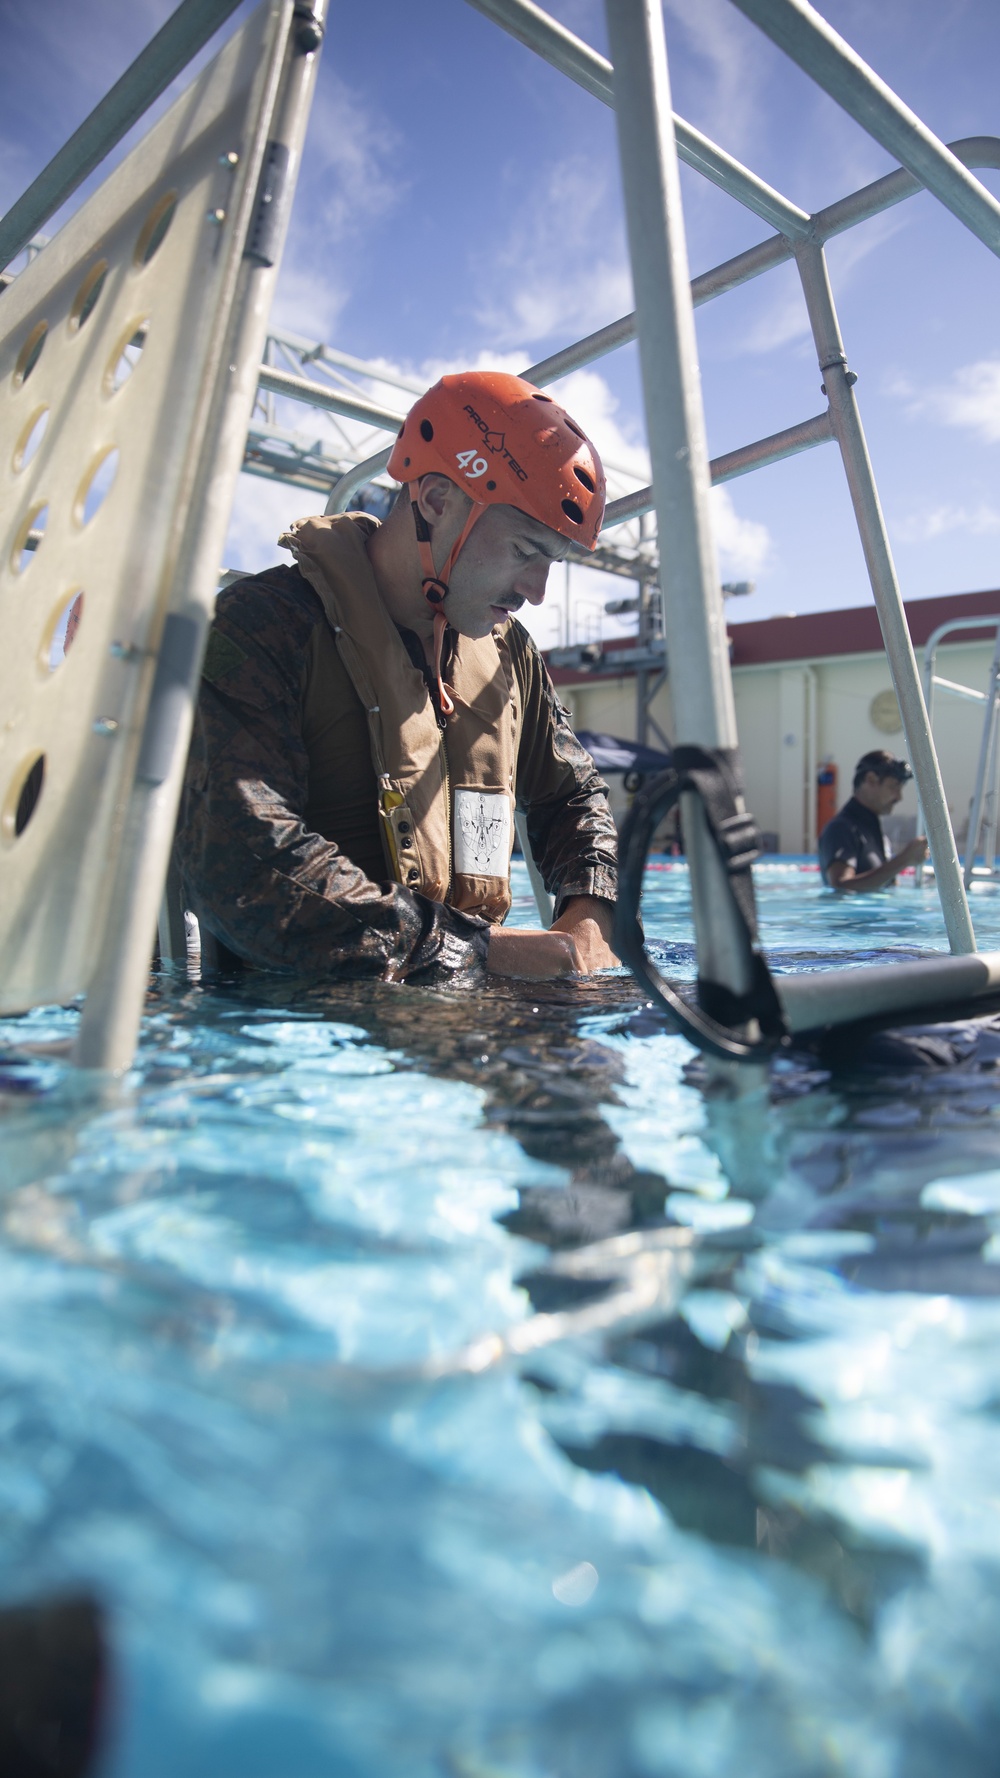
[463,0,810,237]
[529,136,1000,376]
[325,446,393,514]
[778,951,1000,1034]
[983,713,1000,875]
[522,314,641,387]
[729,0,1000,257]
[605,0,754,1002]
[924,614,1000,665]
[916,615,1000,877]
[794,239,976,954]
[317,132,1000,518]
[257,364,404,430]
[963,634,1000,887]
[601,409,834,531]
[514,810,554,925]
[708,409,833,484]
[932,676,988,705]
[0,0,245,271]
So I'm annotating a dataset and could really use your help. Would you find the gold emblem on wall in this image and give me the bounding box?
[869,687,903,734]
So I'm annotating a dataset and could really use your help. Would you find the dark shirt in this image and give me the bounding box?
[818,795,887,887]
[177,560,618,983]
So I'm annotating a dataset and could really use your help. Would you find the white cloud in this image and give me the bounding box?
[920,360,1000,445]
[271,71,401,341]
[472,154,632,350]
[737,213,903,357]
[711,486,771,577]
[892,502,1000,545]
[663,0,766,164]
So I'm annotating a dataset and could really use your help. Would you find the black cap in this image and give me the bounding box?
[853,749,912,787]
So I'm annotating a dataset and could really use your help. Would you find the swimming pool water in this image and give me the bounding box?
[3,862,1000,1775]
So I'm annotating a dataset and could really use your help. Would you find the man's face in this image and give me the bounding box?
[441,501,569,639]
[862,770,905,815]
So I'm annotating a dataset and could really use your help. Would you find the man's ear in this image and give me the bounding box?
[415,473,455,526]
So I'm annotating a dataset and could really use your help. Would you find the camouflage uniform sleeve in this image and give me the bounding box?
[176,570,490,981]
[506,620,618,913]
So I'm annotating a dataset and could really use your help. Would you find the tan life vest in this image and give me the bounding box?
[280,514,517,923]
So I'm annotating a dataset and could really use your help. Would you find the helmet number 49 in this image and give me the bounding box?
[456,449,488,479]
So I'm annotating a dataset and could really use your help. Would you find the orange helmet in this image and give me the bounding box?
[387,371,605,715]
[388,370,606,548]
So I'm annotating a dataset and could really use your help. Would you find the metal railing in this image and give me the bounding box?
[918,619,1000,889]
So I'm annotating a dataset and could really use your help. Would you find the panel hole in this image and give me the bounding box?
[561,498,584,525]
[3,753,46,842]
[43,590,84,672]
[69,260,108,333]
[12,406,49,472]
[532,392,554,402]
[13,321,47,388]
[104,319,149,394]
[134,191,177,267]
[74,447,119,527]
[573,465,596,492]
[11,502,49,572]
[564,419,584,440]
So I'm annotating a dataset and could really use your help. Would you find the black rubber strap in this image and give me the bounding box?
[614,748,788,1062]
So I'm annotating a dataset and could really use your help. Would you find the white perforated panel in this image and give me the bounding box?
[0,0,295,1016]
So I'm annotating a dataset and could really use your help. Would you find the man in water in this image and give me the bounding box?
[818,749,929,891]
[177,371,619,982]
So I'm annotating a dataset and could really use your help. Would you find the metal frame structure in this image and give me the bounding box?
[919,618,1000,888]
[4,0,1000,1062]
[226,0,1000,968]
[1,0,326,1069]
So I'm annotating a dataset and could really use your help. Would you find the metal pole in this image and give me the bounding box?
[514,811,554,926]
[0,0,246,271]
[604,0,753,1002]
[601,410,834,532]
[916,618,999,884]
[963,636,1000,887]
[794,240,976,954]
[729,0,1000,258]
[462,0,811,239]
[258,364,404,430]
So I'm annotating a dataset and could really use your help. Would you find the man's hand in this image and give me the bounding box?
[486,898,620,978]
[898,836,930,869]
[827,835,929,892]
[487,927,582,978]
[550,895,620,971]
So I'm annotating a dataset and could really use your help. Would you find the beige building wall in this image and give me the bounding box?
[556,639,995,852]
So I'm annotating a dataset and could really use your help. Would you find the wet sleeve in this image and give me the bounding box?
[176,578,490,981]
[508,621,618,913]
[818,815,859,874]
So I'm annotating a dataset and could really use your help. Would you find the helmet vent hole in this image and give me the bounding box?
[396,425,404,438]
[531,392,554,402]
[574,466,595,492]
[486,480,496,490]
[561,499,584,526]
[420,419,434,441]
[564,419,584,439]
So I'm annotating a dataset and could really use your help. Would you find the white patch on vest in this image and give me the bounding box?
[454,790,511,878]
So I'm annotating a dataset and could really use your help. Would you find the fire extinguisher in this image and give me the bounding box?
[817,760,838,835]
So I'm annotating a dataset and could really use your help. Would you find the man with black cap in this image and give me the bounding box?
[819,749,929,891]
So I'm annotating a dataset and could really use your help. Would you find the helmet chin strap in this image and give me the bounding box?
[409,482,486,718]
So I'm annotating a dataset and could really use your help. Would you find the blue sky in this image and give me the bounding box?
[3,0,999,649]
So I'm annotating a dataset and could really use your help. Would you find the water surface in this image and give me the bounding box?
[3,861,1000,1775]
